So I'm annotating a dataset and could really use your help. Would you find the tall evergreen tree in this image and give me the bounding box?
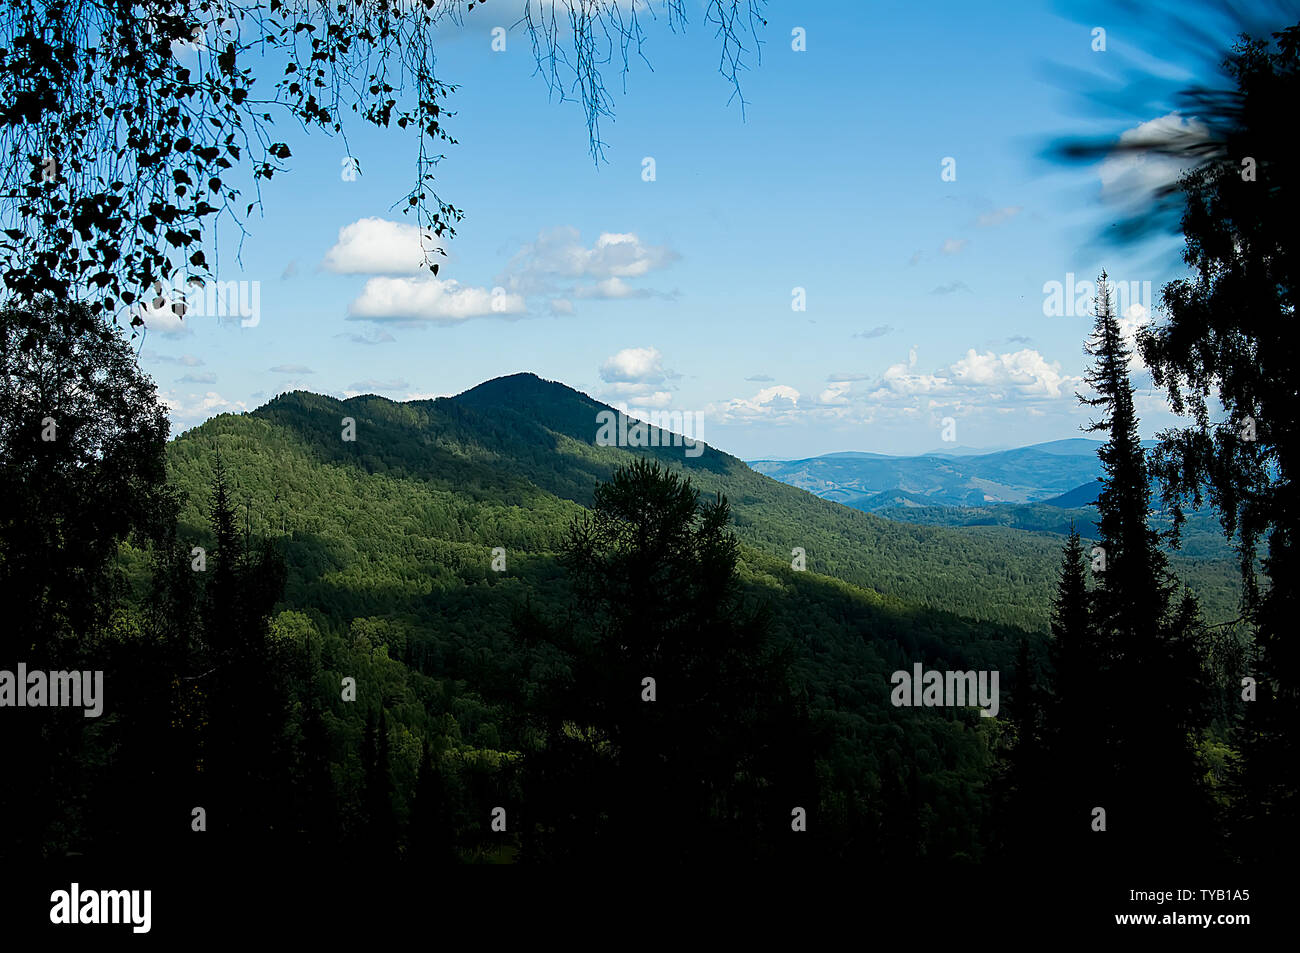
[1045,524,1106,859]
[1077,273,1210,861]
[192,457,291,859]
[409,741,457,863]
[994,636,1046,860]
[0,298,172,862]
[1132,27,1300,864]
[361,708,398,861]
[515,458,813,863]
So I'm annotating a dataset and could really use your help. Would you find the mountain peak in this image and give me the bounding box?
[455,372,576,402]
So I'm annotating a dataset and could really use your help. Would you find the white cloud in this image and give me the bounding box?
[160,390,247,427]
[603,384,674,409]
[499,226,679,296]
[1099,112,1210,202]
[140,303,191,337]
[348,277,525,323]
[870,361,950,398]
[177,372,217,384]
[941,238,968,255]
[1118,302,1150,370]
[710,345,1084,433]
[709,384,801,422]
[405,390,454,401]
[847,346,1080,410]
[600,346,667,384]
[322,217,443,275]
[818,381,853,405]
[574,276,657,299]
[598,346,675,405]
[269,364,314,374]
[949,347,1078,398]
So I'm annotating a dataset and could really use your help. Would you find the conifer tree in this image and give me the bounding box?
[409,742,457,863]
[1041,524,1107,858]
[1133,29,1300,863]
[1077,273,1209,860]
[516,458,810,862]
[362,708,398,860]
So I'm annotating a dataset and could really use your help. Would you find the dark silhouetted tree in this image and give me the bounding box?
[1077,273,1210,861]
[361,707,398,861]
[0,297,171,862]
[516,458,812,863]
[1134,27,1300,864]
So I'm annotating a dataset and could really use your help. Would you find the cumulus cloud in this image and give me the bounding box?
[498,226,679,297]
[322,217,443,275]
[949,348,1078,398]
[818,381,853,405]
[405,390,454,401]
[602,384,674,408]
[597,346,678,407]
[600,346,668,385]
[1118,301,1152,371]
[870,362,950,398]
[574,277,656,300]
[709,384,801,422]
[1099,112,1210,203]
[709,342,1087,435]
[159,390,247,428]
[850,346,1079,407]
[347,277,525,323]
[140,304,191,337]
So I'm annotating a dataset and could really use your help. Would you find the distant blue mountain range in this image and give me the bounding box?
[748,438,1155,511]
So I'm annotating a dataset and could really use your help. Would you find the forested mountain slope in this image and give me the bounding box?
[143,373,1054,860]
[170,372,1232,630]
[118,372,1238,861]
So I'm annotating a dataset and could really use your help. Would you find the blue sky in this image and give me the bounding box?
[136,0,1240,457]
